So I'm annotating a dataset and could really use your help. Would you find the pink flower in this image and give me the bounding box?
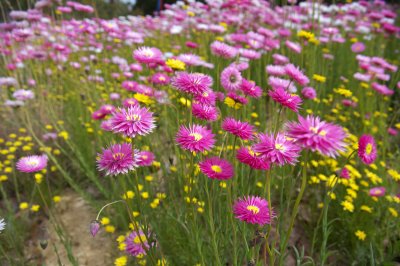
[192,103,219,121]
[16,155,48,173]
[284,64,310,86]
[369,187,385,197]
[286,115,347,157]
[176,124,215,153]
[199,157,234,180]
[240,79,262,98]
[301,87,317,99]
[253,133,301,166]
[236,147,270,170]
[110,106,156,138]
[221,66,242,91]
[351,42,366,53]
[222,117,254,140]
[133,46,163,64]
[285,40,302,54]
[210,41,238,58]
[124,230,151,256]
[268,87,302,112]
[97,143,140,176]
[358,135,377,165]
[233,196,273,225]
[172,72,213,95]
[194,89,217,105]
[137,151,155,166]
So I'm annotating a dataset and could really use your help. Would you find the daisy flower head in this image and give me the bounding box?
[221,66,242,92]
[124,230,151,257]
[210,41,238,59]
[358,134,377,165]
[268,87,302,112]
[301,87,317,100]
[233,196,273,225]
[284,64,310,86]
[176,124,215,153]
[192,103,219,121]
[110,106,156,138]
[253,133,301,166]
[240,79,262,98]
[369,186,385,197]
[171,72,213,95]
[222,117,254,140]
[199,157,234,180]
[236,146,270,170]
[97,143,140,176]
[137,151,155,167]
[133,46,163,64]
[16,154,48,173]
[194,89,217,105]
[286,115,347,157]
[351,42,365,53]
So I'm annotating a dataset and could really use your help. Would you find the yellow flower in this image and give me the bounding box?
[341,200,354,212]
[297,30,315,40]
[388,207,398,217]
[360,205,372,213]
[134,93,154,105]
[166,59,185,70]
[197,207,204,213]
[123,191,135,199]
[105,225,115,233]
[313,74,326,83]
[388,169,400,181]
[179,97,191,107]
[145,175,154,182]
[0,175,8,182]
[53,196,61,203]
[101,217,110,225]
[141,192,149,199]
[114,256,128,266]
[224,97,242,110]
[35,173,43,184]
[19,202,29,210]
[31,205,40,212]
[355,230,366,241]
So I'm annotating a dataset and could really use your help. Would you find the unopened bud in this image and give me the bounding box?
[90,220,100,237]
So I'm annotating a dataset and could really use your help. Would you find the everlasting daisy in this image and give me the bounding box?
[194,89,217,105]
[97,143,140,176]
[369,187,385,197]
[199,157,233,180]
[133,46,163,64]
[171,72,213,95]
[110,106,155,138]
[268,87,302,112]
[192,103,219,121]
[233,196,273,225]
[286,116,347,157]
[220,66,242,91]
[301,87,317,100]
[358,134,377,165]
[240,79,262,98]
[253,133,301,166]
[222,117,254,140]
[284,64,310,86]
[210,41,238,58]
[236,147,270,170]
[351,42,365,53]
[12,89,34,101]
[16,155,48,173]
[176,124,215,153]
[137,151,155,167]
[124,230,151,257]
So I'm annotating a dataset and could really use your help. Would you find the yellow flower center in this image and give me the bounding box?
[143,50,154,57]
[189,133,203,141]
[366,143,372,155]
[275,143,285,151]
[211,165,222,173]
[319,130,327,136]
[27,159,39,166]
[126,114,141,121]
[113,152,125,160]
[246,205,260,214]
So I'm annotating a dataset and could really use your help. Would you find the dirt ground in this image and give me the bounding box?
[25,191,113,265]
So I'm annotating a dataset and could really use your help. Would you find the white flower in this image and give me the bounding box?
[0,218,6,233]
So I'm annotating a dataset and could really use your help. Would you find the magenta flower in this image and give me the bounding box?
[301,87,317,100]
[171,72,213,95]
[369,187,385,197]
[351,42,365,53]
[192,103,219,121]
[124,230,150,257]
[176,124,215,153]
[194,89,217,105]
[97,143,140,176]
[133,46,163,64]
[137,151,155,167]
[286,115,347,157]
[110,106,155,138]
[221,66,242,91]
[253,133,301,166]
[284,64,309,86]
[199,157,234,180]
[268,87,302,112]
[222,117,254,140]
[358,135,377,165]
[236,147,270,170]
[16,155,48,173]
[210,41,238,58]
[240,79,262,98]
[233,196,273,225]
